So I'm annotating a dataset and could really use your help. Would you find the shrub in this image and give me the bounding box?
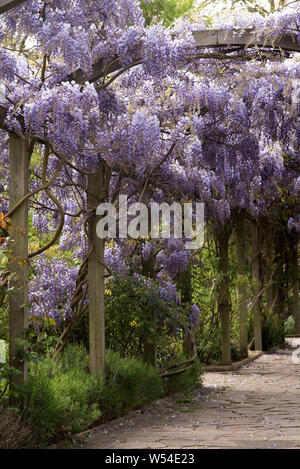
[262,314,285,351]
[20,345,163,445]
[163,358,203,395]
[100,350,163,419]
[284,316,295,336]
[21,346,103,445]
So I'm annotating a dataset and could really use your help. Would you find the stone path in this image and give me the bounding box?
[75,339,300,449]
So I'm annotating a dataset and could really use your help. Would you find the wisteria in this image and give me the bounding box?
[0,0,299,374]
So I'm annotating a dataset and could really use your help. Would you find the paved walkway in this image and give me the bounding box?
[75,339,300,449]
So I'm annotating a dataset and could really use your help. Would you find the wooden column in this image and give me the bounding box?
[8,134,30,400]
[217,225,232,365]
[142,246,157,368]
[87,164,105,373]
[264,226,274,313]
[177,268,194,358]
[251,220,262,351]
[274,230,286,324]
[235,217,248,357]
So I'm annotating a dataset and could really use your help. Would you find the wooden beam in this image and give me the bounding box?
[0,0,299,54]
[71,29,299,85]
[0,0,27,14]
[193,29,300,52]
[0,26,299,126]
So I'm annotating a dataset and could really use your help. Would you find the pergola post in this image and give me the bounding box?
[8,133,30,401]
[251,220,263,351]
[87,164,105,374]
[236,217,248,357]
[217,225,232,365]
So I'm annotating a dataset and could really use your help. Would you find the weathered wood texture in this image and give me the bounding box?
[236,217,248,356]
[0,0,299,55]
[251,221,263,351]
[8,134,30,401]
[71,29,300,85]
[217,226,232,366]
[87,165,105,373]
[193,28,300,52]
[0,0,27,14]
[264,226,274,313]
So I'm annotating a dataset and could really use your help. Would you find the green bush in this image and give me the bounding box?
[262,315,285,351]
[100,350,163,419]
[20,345,163,445]
[163,359,203,395]
[284,316,295,336]
[21,346,103,444]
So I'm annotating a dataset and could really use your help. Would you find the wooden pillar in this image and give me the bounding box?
[8,134,30,401]
[274,230,286,324]
[251,220,262,351]
[264,226,274,313]
[87,164,105,373]
[235,217,248,357]
[177,268,194,358]
[217,225,231,365]
[140,188,157,368]
[142,248,157,368]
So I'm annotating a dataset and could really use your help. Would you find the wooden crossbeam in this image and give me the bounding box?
[194,29,300,52]
[0,0,299,125]
[71,29,300,84]
[0,0,27,14]
[0,27,298,128]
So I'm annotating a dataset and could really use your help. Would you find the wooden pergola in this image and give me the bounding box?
[1,0,299,386]
[0,0,27,14]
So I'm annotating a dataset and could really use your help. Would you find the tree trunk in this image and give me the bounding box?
[87,165,105,373]
[217,225,232,365]
[251,220,262,351]
[235,217,248,357]
[8,134,30,403]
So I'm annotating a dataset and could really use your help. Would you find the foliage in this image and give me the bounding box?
[262,314,285,351]
[140,0,194,26]
[163,358,203,395]
[0,0,299,447]
[19,345,163,445]
[21,347,103,445]
[104,275,190,359]
[284,315,295,336]
[101,350,164,419]
[0,240,11,342]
